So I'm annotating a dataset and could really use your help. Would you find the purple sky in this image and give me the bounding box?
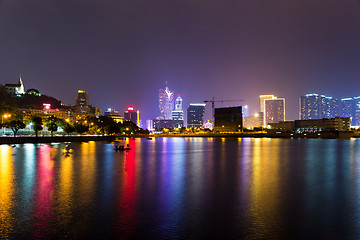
[1,0,360,121]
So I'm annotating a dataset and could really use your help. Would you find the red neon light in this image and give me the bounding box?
[127,106,134,111]
[43,103,51,110]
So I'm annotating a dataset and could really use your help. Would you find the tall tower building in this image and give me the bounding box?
[300,94,321,120]
[341,98,354,118]
[259,95,285,126]
[76,90,89,107]
[242,105,249,117]
[172,96,184,120]
[187,103,206,128]
[159,84,175,120]
[124,106,140,126]
[260,95,276,113]
[300,94,339,120]
[264,98,285,126]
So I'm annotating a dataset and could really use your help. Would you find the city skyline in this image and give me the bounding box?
[1,1,360,121]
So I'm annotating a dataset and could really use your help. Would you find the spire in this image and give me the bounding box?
[18,74,25,94]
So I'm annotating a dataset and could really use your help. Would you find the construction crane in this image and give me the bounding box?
[204,97,244,121]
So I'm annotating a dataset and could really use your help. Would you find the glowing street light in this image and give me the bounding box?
[2,114,11,135]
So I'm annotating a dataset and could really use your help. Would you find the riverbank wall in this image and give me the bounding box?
[0,135,117,144]
[151,131,357,139]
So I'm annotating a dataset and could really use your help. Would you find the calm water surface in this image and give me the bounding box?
[1,138,360,239]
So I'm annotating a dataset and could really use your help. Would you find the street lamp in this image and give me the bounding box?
[2,114,11,135]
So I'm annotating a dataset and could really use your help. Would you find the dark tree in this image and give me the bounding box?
[63,123,75,135]
[31,116,43,137]
[7,120,25,137]
[45,116,60,136]
[106,125,120,135]
[74,123,89,135]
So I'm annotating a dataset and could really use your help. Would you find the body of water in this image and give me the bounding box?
[1,137,360,239]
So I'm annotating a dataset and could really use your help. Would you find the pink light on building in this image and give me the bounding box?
[43,103,51,110]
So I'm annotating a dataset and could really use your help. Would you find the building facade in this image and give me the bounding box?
[300,94,339,120]
[159,85,175,120]
[124,106,140,126]
[172,96,184,120]
[264,98,285,126]
[260,95,285,127]
[187,103,206,128]
[153,119,183,130]
[295,117,351,133]
[243,112,263,129]
[76,90,89,107]
[214,106,243,133]
[5,77,25,96]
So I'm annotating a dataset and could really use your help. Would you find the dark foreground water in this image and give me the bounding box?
[1,138,360,239]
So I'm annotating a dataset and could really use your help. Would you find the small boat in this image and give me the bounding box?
[114,145,131,151]
[146,137,153,140]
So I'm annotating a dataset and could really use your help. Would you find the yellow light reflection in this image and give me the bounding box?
[79,142,96,207]
[58,146,74,227]
[250,138,282,237]
[0,145,14,238]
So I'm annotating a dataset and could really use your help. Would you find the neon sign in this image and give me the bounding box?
[43,103,51,110]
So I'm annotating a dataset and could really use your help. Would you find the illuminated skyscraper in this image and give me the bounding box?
[264,98,285,126]
[300,94,339,120]
[124,106,140,126]
[242,105,249,117]
[159,85,175,120]
[187,103,206,128]
[260,95,276,113]
[76,90,89,107]
[260,95,285,126]
[172,96,184,120]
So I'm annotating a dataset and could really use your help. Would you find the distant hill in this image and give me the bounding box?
[0,85,62,109]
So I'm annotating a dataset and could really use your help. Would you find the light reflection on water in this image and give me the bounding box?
[1,138,360,239]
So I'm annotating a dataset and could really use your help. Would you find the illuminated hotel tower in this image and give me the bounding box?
[76,90,89,107]
[159,84,175,120]
[259,95,285,126]
[172,96,184,120]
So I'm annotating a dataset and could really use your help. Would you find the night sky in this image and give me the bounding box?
[1,0,360,121]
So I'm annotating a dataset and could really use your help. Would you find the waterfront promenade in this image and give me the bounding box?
[0,131,358,145]
[0,135,117,144]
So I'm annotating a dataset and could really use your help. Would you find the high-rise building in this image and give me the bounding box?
[76,90,89,107]
[353,97,360,126]
[341,98,354,118]
[300,94,339,120]
[321,96,339,118]
[300,94,321,120]
[242,105,250,117]
[187,103,206,128]
[159,85,175,120]
[259,95,285,126]
[264,98,285,126]
[124,106,140,126]
[146,119,154,131]
[104,108,120,116]
[172,96,184,120]
[214,106,243,132]
[260,95,276,113]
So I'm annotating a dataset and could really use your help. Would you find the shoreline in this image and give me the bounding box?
[151,132,357,139]
[1,131,358,144]
[0,135,117,145]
